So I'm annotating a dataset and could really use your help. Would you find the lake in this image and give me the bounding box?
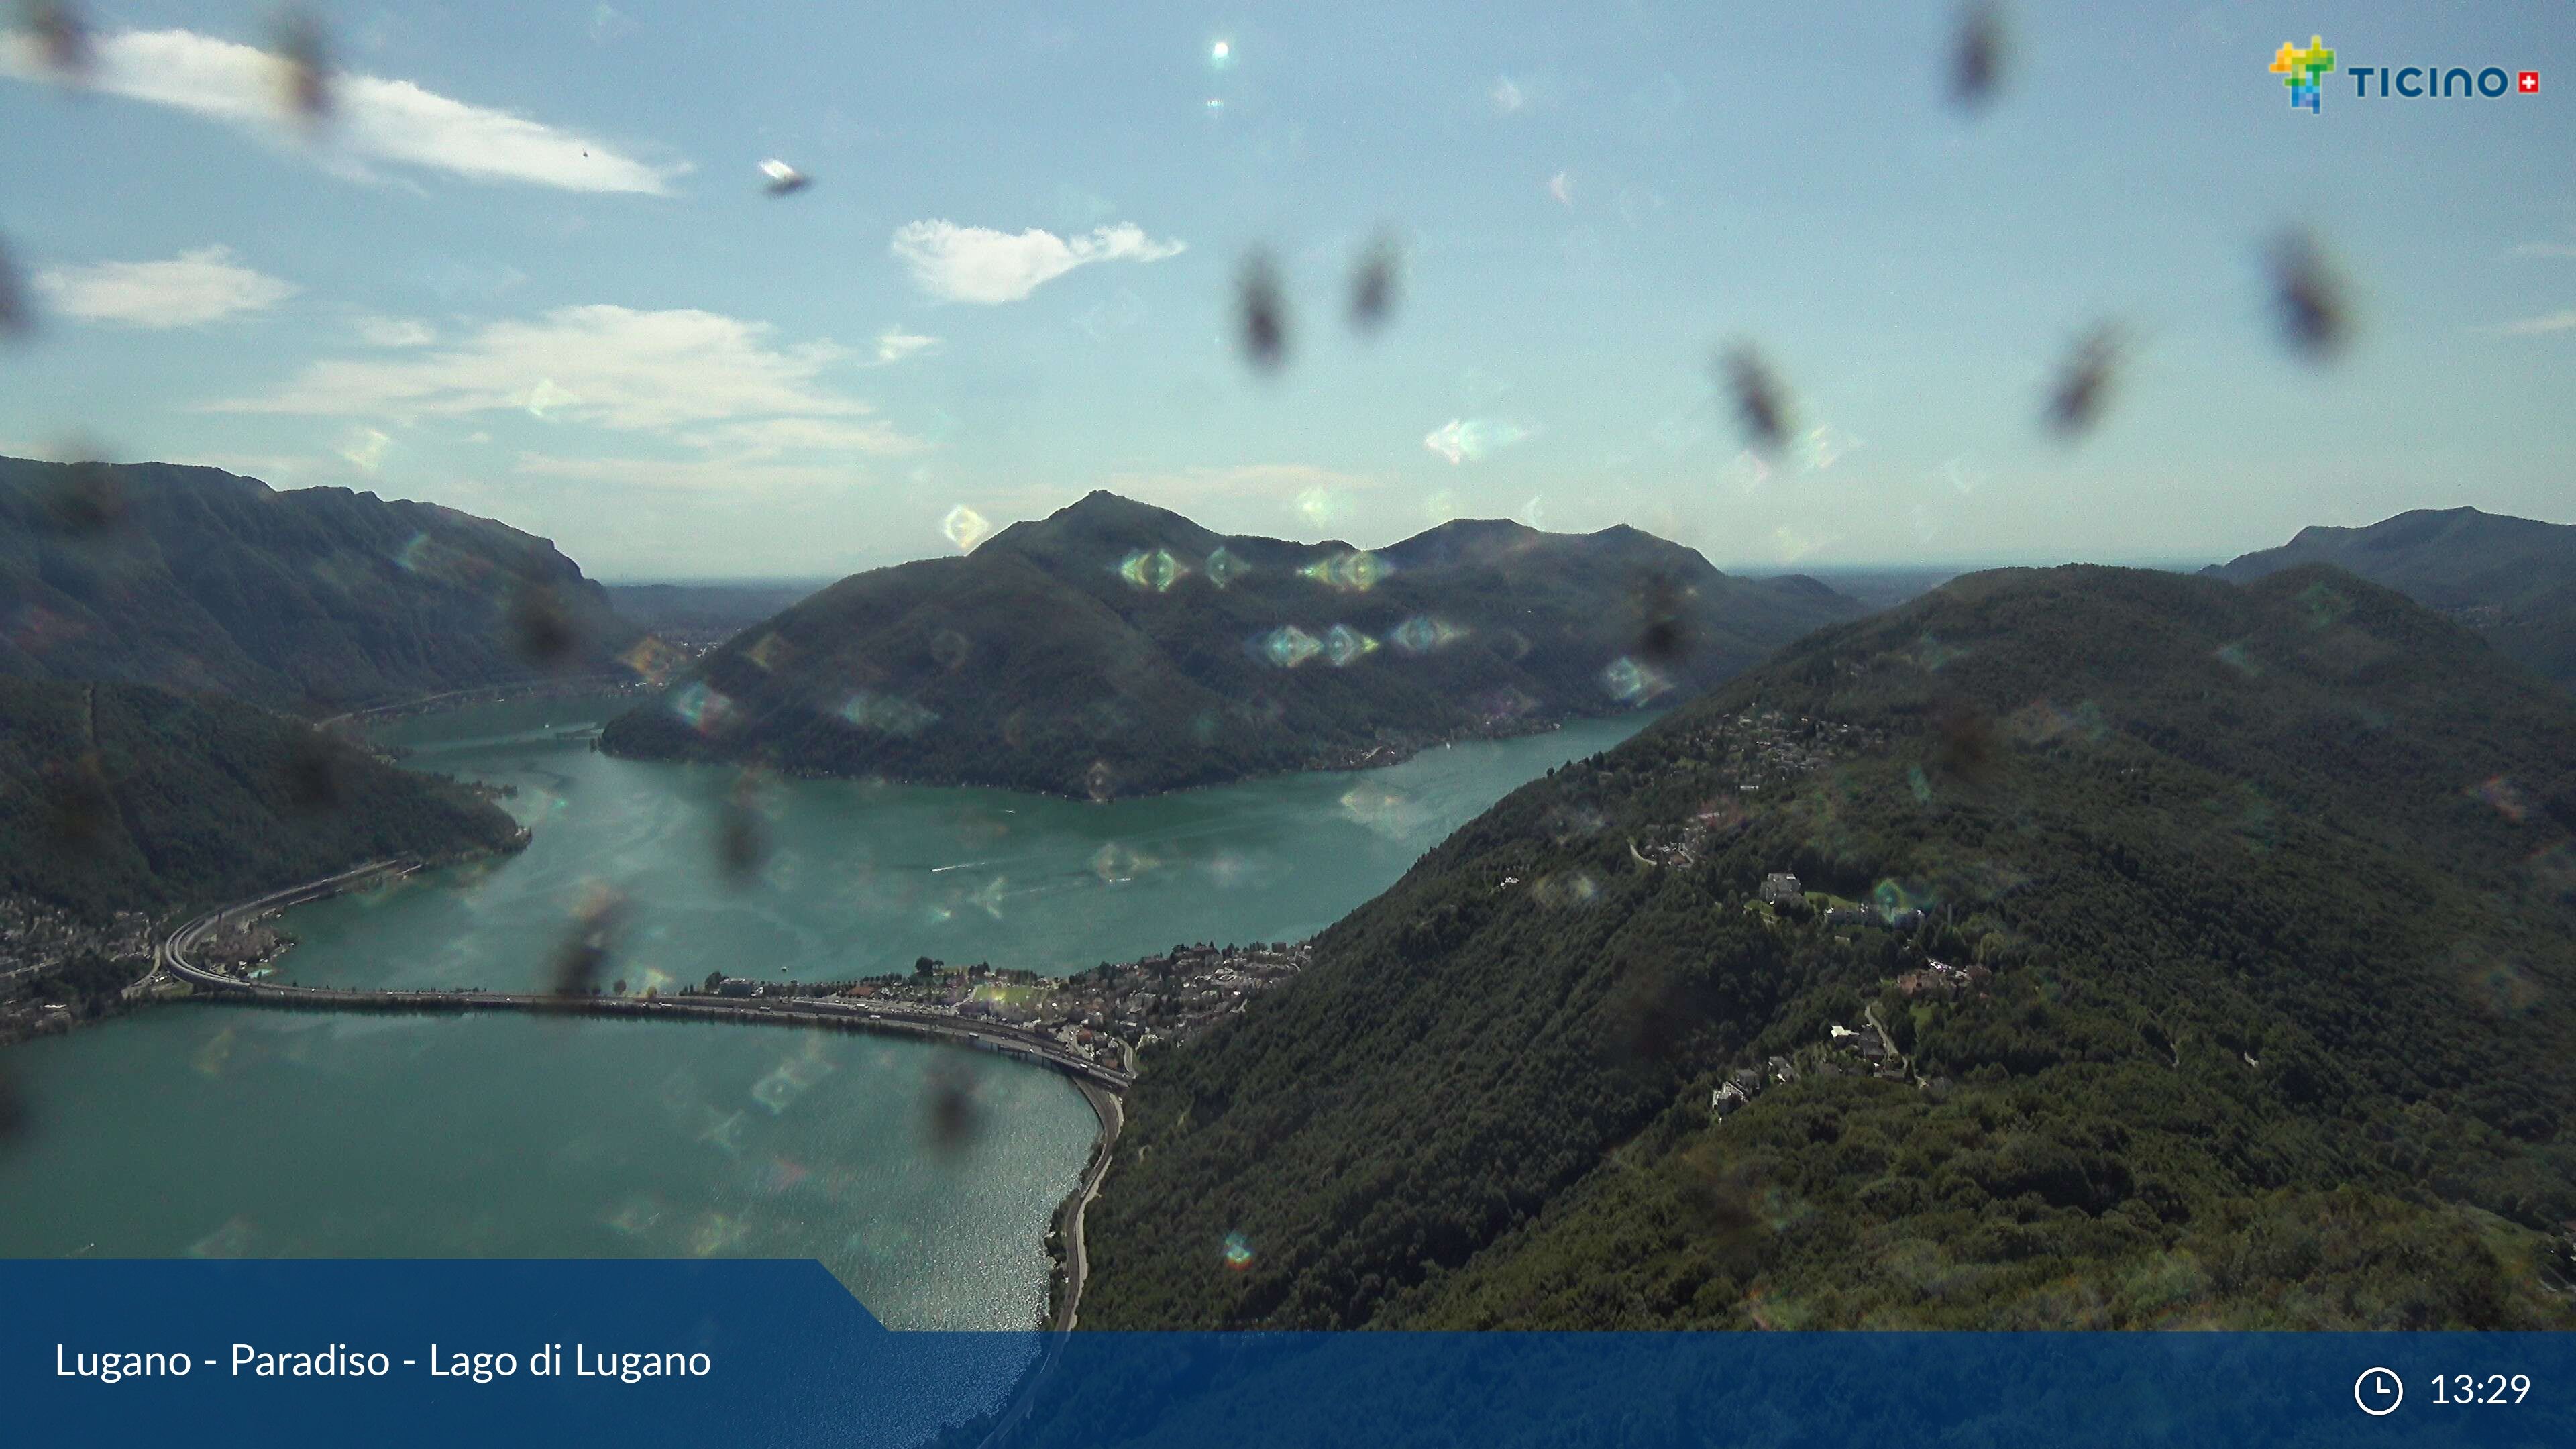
[0,698,1647,1328]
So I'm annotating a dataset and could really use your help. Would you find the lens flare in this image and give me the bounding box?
[1118,547,1187,592]
[942,504,993,553]
[1601,656,1671,704]
[1322,624,1380,667]
[1257,625,1322,668]
[1300,551,1387,592]
[1389,615,1467,655]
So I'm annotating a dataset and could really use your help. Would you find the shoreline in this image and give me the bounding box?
[592,708,1626,804]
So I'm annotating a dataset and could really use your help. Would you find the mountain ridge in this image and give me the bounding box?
[598,492,1866,797]
[2207,506,2576,686]
[1,455,641,714]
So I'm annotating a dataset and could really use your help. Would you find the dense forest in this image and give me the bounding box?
[1075,563,2576,1332]
[599,492,1860,797]
[2208,506,2576,689]
[0,677,524,920]
[0,455,638,714]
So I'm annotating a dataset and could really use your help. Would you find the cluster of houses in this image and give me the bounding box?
[692,938,1313,1068]
[0,898,157,1044]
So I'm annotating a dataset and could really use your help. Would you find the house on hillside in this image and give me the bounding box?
[1759,873,1803,905]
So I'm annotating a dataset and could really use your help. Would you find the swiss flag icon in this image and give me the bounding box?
[2520,71,2540,94]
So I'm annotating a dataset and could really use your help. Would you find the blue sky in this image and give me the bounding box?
[1,1,2569,579]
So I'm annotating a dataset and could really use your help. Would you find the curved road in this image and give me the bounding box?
[156,865,1134,1095]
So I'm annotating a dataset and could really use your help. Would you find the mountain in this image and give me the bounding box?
[0,456,639,714]
[2207,507,2576,687]
[1076,564,2576,1331]
[0,678,524,920]
[596,493,1864,797]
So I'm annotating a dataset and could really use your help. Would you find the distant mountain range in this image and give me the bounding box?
[1,456,638,714]
[0,678,523,921]
[2207,506,2576,688]
[598,492,1866,797]
[1072,564,2576,1333]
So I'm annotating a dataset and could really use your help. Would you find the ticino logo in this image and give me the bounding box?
[2269,34,2538,113]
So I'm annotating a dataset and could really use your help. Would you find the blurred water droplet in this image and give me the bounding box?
[272,9,334,124]
[1950,2,2006,111]
[1236,249,1287,372]
[716,769,769,888]
[922,1059,983,1155]
[2043,321,2125,439]
[1718,344,1795,455]
[1350,227,1402,332]
[0,235,28,339]
[2267,228,2353,361]
[19,0,91,81]
[547,885,629,997]
[506,581,582,668]
[278,729,344,814]
[38,458,127,537]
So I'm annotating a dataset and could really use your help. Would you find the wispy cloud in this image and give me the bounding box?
[207,304,888,432]
[2492,310,2576,336]
[873,327,941,364]
[352,314,437,347]
[2510,237,2576,260]
[0,28,678,194]
[890,221,1185,303]
[36,246,296,327]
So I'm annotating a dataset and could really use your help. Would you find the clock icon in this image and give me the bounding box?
[2355,1366,2404,1417]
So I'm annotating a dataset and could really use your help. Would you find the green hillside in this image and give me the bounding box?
[598,492,1860,797]
[0,678,525,920]
[2208,506,2576,688]
[0,455,639,714]
[1079,564,2576,1330]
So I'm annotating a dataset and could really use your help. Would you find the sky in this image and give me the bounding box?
[0,1,2569,580]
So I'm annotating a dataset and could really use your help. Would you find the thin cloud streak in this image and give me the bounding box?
[0,27,678,193]
[36,246,296,327]
[890,221,1185,303]
[205,304,890,433]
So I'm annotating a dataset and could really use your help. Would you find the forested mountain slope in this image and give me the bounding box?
[1079,564,2576,1330]
[598,492,1861,797]
[0,678,523,920]
[0,456,637,713]
[2208,506,2576,688]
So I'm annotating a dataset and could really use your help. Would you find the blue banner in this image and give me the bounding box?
[5,1260,2569,1447]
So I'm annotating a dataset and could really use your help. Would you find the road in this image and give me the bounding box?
[1055,1081,1124,1331]
[157,869,1135,1094]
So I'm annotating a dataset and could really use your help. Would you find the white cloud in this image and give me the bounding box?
[1424,418,1536,464]
[209,304,885,432]
[589,5,635,44]
[873,327,941,364]
[890,221,1185,304]
[2511,237,2576,259]
[337,427,392,471]
[1548,170,1574,208]
[0,28,678,194]
[208,303,924,494]
[1491,76,1526,113]
[36,246,296,327]
[2494,310,2576,335]
[353,314,436,347]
